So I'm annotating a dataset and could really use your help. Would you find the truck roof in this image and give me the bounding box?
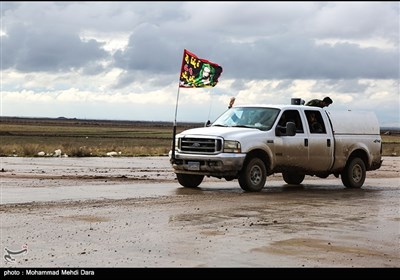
[234,104,325,111]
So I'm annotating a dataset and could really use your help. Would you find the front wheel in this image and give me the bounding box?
[341,157,366,188]
[282,171,305,185]
[177,174,204,188]
[238,158,267,192]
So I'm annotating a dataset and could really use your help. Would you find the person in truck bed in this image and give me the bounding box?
[306,96,333,108]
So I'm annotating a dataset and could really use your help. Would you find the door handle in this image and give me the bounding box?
[327,139,331,147]
[304,139,308,147]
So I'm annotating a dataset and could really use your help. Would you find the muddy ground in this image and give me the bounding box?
[0,156,399,268]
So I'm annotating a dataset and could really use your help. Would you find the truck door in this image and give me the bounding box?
[274,110,308,168]
[304,110,334,171]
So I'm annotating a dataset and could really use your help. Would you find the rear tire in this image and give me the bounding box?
[282,171,305,185]
[177,174,204,188]
[238,157,266,192]
[341,157,366,188]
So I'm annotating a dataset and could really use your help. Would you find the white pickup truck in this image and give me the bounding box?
[169,101,382,192]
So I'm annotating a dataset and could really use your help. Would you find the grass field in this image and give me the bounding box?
[381,134,400,156]
[0,117,399,157]
[0,118,199,157]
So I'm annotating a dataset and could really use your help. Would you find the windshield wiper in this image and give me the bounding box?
[212,124,227,127]
[231,125,252,128]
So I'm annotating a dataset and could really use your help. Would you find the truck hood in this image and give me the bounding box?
[177,126,266,140]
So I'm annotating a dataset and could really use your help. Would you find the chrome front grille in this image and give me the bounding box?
[179,137,222,154]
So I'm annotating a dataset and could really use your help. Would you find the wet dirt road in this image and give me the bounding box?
[1,156,399,267]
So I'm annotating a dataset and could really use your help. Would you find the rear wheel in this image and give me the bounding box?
[341,157,366,188]
[177,174,204,188]
[282,171,305,185]
[238,158,266,192]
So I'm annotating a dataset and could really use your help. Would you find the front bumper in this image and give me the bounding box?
[169,151,246,177]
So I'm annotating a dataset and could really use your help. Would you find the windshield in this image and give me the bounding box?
[212,107,280,131]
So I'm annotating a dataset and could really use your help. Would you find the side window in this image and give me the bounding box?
[305,110,326,134]
[277,110,304,134]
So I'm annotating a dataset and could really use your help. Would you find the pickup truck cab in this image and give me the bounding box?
[170,102,382,192]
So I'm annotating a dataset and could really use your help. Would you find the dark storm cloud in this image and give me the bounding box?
[113,31,398,87]
[109,1,398,87]
[215,36,398,80]
[2,24,107,73]
[113,23,181,73]
[112,23,183,88]
[3,2,398,83]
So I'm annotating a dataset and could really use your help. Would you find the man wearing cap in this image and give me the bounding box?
[305,96,333,108]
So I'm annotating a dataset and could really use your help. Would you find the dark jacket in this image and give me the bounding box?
[305,99,324,108]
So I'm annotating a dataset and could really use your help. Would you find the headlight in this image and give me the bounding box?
[223,140,241,153]
[174,137,180,150]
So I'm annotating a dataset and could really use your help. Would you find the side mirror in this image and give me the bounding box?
[286,122,296,136]
[275,122,296,136]
[205,120,211,127]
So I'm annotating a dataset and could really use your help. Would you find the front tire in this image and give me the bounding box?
[341,157,366,188]
[282,171,305,185]
[238,157,267,192]
[177,174,204,188]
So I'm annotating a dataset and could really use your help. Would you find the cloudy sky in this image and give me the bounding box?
[1,2,399,126]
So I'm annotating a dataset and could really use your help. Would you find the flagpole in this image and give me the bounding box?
[174,86,181,127]
[171,85,180,163]
[206,95,213,126]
